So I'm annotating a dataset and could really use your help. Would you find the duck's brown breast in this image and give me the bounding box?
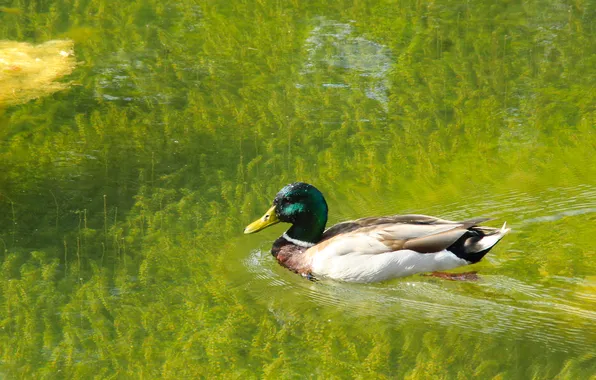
[272,237,313,276]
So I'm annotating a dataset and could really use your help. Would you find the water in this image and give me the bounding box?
[1,0,595,378]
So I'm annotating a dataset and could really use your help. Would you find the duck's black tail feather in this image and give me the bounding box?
[448,223,510,263]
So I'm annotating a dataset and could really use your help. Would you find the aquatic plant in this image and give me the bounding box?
[0,0,594,378]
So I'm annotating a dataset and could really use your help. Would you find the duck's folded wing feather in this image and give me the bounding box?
[402,228,470,253]
[321,214,488,240]
[315,214,490,256]
[322,214,458,237]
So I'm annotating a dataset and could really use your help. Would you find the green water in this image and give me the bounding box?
[1,0,595,378]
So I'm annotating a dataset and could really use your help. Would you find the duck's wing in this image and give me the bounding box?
[316,214,491,255]
[321,214,489,238]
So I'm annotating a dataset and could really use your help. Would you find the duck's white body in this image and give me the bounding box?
[307,218,510,283]
[312,247,468,283]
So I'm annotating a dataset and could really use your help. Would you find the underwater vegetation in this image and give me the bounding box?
[0,0,594,378]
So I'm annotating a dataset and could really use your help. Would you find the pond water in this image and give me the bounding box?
[1,0,595,378]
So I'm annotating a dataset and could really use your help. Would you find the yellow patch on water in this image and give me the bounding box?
[0,40,76,107]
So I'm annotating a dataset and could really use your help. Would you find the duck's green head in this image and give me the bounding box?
[244,182,328,244]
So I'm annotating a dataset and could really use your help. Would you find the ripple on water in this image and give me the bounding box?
[237,184,595,353]
[239,249,595,352]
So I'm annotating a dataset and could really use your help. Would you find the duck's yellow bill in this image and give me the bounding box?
[244,205,280,234]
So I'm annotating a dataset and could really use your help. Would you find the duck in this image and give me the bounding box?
[244,182,510,283]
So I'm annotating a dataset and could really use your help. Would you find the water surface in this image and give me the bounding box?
[1,0,595,378]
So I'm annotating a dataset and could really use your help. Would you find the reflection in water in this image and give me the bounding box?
[300,18,392,111]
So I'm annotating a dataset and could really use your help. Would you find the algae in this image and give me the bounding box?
[0,0,594,378]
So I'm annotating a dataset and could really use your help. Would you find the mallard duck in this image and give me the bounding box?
[244,182,510,283]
